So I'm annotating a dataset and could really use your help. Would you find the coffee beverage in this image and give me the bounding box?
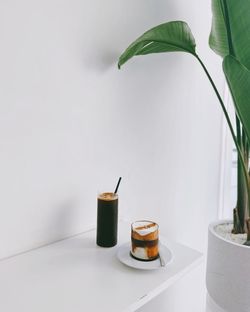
[96,192,118,247]
[131,221,159,261]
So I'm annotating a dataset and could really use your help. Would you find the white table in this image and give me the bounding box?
[0,221,203,312]
[136,259,226,312]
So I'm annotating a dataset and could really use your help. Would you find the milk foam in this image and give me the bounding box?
[98,192,118,201]
[133,221,157,236]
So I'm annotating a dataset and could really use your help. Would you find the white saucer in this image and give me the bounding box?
[117,242,173,270]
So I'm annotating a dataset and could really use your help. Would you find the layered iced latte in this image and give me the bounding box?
[131,221,159,261]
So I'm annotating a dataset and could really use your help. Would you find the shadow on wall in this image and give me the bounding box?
[82,0,178,72]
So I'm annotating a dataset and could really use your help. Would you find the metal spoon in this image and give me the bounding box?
[159,252,165,267]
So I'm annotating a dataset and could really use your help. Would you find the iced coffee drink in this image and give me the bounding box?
[131,221,159,261]
[96,192,118,247]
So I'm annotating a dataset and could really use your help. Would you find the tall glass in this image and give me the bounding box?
[96,192,118,247]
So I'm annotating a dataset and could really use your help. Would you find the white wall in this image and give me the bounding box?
[0,0,224,260]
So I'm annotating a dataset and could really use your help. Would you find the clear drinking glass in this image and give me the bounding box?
[131,220,159,261]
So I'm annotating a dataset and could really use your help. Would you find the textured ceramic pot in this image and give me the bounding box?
[206,221,250,312]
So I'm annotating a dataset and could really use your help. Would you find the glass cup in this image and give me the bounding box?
[131,220,159,261]
[96,192,118,247]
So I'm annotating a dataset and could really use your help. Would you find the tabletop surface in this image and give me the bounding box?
[0,221,202,312]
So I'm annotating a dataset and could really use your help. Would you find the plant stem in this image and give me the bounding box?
[195,54,250,216]
[236,116,242,148]
[236,116,246,231]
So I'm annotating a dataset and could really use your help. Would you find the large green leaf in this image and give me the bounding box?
[210,0,250,69]
[223,55,250,143]
[209,0,229,57]
[118,21,196,69]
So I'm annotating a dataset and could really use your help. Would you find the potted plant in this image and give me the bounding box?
[118,1,250,311]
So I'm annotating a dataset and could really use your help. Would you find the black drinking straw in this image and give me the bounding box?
[114,177,122,194]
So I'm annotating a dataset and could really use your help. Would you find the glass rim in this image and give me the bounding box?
[131,220,159,230]
[98,192,118,200]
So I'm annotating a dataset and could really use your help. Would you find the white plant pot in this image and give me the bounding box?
[206,221,250,312]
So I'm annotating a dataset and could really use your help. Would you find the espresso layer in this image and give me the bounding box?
[131,237,158,248]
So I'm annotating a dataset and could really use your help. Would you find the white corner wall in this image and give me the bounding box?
[0,0,224,260]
